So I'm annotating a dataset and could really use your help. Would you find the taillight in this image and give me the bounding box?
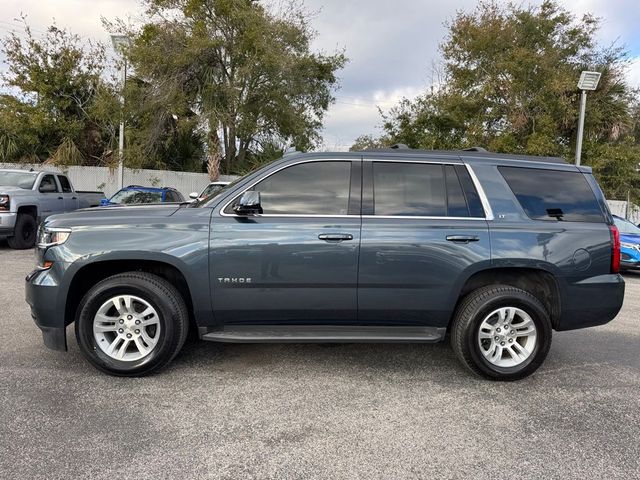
[610,224,620,273]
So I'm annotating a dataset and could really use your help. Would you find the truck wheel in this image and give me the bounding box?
[7,213,37,249]
[75,272,189,376]
[450,285,552,381]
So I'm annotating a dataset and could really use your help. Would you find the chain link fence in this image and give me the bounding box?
[1,163,238,198]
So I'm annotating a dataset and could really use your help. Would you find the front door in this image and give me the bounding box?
[358,159,491,328]
[210,159,361,325]
[37,174,65,220]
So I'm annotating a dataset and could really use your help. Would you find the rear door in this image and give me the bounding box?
[358,158,491,327]
[57,175,79,212]
[210,159,362,325]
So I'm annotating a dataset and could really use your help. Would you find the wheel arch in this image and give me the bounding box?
[452,267,562,329]
[17,204,37,218]
[65,258,197,330]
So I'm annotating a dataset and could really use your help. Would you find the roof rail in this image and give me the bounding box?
[462,147,487,152]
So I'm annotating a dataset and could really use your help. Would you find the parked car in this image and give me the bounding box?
[26,147,624,380]
[189,181,230,202]
[0,169,105,249]
[100,185,185,206]
[613,215,640,270]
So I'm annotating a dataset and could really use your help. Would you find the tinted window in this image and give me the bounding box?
[444,165,469,217]
[57,175,72,193]
[373,162,446,216]
[243,161,351,215]
[455,165,485,217]
[499,166,604,222]
[40,175,59,193]
[165,191,180,202]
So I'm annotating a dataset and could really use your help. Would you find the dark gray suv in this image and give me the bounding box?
[25,147,625,380]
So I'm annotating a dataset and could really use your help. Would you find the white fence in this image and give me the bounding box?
[607,200,640,225]
[0,163,238,198]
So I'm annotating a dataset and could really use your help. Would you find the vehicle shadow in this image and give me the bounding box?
[167,324,640,387]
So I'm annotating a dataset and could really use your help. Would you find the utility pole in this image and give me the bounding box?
[111,35,131,189]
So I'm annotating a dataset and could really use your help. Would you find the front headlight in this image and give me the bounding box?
[0,194,9,211]
[37,226,72,248]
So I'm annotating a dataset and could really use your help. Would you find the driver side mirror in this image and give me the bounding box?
[233,191,262,215]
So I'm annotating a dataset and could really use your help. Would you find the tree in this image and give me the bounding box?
[117,0,346,175]
[356,1,640,199]
[0,23,119,165]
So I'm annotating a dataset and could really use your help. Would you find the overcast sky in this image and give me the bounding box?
[1,0,639,150]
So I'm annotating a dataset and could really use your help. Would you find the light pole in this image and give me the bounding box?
[575,71,601,166]
[111,35,131,189]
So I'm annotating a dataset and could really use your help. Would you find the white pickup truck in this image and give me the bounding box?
[0,169,105,249]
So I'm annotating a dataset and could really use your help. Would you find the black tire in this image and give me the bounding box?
[75,272,189,376]
[450,285,552,381]
[7,213,37,249]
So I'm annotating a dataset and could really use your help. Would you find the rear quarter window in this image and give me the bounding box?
[499,166,604,222]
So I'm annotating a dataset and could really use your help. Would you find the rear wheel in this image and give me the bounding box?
[75,272,189,376]
[450,285,552,381]
[7,213,37,249]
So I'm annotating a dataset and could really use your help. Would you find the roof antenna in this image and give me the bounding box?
[389,143,409,150]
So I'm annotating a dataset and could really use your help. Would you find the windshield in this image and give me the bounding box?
[614,217,640,235]
[0,171,38,189]
[192,177,245,207]
[200,183,228,199]
[109,189,164,204]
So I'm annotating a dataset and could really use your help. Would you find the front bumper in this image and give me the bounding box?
[25,265,68,351]
[0,212,17,236]
[556,274,625,331]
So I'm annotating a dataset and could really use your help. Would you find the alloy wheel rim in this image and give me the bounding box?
[93,295,161,362]
[477,306,537,368]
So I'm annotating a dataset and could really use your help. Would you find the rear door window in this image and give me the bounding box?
[372,162,446,216]
[499,166,604,222]
[57,175,72,193]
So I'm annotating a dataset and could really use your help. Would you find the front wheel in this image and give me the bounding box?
[75,272,189,376]
[7,213,37,249]
[450,285,552,381]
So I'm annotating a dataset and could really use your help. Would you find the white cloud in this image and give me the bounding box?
[626,58,640,88]
[1,0,639,150]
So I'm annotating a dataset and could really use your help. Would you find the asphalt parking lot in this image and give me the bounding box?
[0,242,639,479]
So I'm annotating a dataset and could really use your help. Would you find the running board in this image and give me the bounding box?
[201,325,446,343]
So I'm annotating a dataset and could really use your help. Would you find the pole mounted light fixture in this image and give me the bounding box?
[575,71,601,166]
[110,35,131,190]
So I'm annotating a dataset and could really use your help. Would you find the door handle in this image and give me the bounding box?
[446,235,479,243]
[318,233,353,241]
[72,197,77,200]
[57,196,63,200]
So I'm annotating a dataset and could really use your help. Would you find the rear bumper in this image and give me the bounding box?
[25,267,67,351]
[556,274,625,331]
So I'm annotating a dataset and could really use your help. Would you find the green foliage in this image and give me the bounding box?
[357,0,640,200]
[0,24,119,165]
[115,0,346,174]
